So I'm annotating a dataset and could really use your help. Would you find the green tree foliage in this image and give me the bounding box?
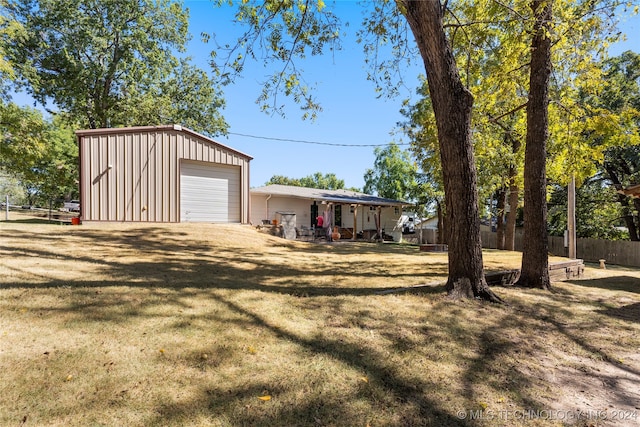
[265,175,302,187]
[3,0,227,134]
[29,118,78,204]
[0,103,48,176]
[567,51,640,239]
[0,172,26,204]
[0,0,21,99]
[398,1,630,255]
[299,172,345,190]
[548,177,629,240]
[397,78,444,208]
[0,104,77,204]
[266,172,345,190]
[363,142,418,202]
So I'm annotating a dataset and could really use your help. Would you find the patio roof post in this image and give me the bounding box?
[377,206,382,242]
[265,194,272,222]
[352,204,358,241]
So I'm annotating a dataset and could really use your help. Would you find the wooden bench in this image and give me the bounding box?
[549,259,584,280]
[485,259,584,286]
[485,269,521,286]
[419,244,448,252]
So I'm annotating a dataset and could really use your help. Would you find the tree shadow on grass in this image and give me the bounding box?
[145,292,471,427]
[566,276,640,295]
[506,297,640,411]
[599,302,640,324]
[0,227,448,298]
[4,225,628,425]
[461,311,546,413]
[1,218,70,224]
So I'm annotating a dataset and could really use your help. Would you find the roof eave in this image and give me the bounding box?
[251,189,409,207]
[75,124,253,160]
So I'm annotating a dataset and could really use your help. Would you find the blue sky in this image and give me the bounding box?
[183,0,423,191]
[9,1,640,191]
[184,0,640,190]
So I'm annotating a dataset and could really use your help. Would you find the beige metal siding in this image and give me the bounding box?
[78,125,251,223]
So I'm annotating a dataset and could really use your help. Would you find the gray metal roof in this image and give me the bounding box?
[250,184,409,206]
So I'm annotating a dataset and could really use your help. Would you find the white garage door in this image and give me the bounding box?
[180,161,241,222]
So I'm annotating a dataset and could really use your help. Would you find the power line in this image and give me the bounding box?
[228,132,410,147]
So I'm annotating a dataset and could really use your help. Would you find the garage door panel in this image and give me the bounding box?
[180,162,240,222]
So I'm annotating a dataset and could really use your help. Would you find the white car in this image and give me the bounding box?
[402,217,415,234]
[63,200,80,212]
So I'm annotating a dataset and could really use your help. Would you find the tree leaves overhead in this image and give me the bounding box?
[3,0,227,135]
[357,0,416,99]
[207,0,342,120]
[0,1,22,99]
[399,0,630,190]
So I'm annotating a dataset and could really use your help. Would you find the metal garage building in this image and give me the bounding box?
[76,125,252,223]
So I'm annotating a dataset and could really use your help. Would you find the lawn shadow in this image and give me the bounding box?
[567,276,640,294]
[460,310,547,413]
[1,218,70,224]
[599,301,640,324]
[0,227,447,298]
[505,296,640,414]
[5,225,634,425]
[145,291,471,427]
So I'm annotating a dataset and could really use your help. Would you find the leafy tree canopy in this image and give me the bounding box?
[363,142,418,202]
[0,172,26,204]
[0,103,77,204]
[3,0,227,135]
[548,177,629,240]
[266,172,346,190]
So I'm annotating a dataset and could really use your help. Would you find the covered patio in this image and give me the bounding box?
[250,184,409,242]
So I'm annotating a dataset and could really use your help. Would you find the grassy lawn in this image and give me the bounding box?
[1,222,639,426]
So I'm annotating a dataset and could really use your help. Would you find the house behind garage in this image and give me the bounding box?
[76,125,252,223]
[250,184,409,241]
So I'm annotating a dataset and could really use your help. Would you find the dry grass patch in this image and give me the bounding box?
[1,222,639,426]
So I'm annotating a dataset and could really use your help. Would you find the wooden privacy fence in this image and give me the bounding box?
[481,230,640,268]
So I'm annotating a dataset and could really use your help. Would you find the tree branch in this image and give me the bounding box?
[489,102,528,123]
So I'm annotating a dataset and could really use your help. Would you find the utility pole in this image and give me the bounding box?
[568,175,577,259]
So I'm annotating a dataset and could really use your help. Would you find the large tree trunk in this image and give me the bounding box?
[632,198,640,240]
[605,165,640,240]
[401,0,501,302]
[436,201,446,245]
[516,0,552,289]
